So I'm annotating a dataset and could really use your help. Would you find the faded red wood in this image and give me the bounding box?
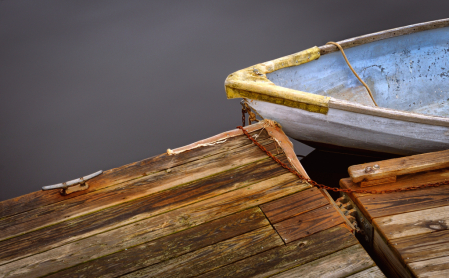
[260,187,328,224]
[274,205,344,243]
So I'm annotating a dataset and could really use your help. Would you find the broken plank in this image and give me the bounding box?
[270,244,375,278]
[274,205,344,243]
[196,224,357,278]
[0,155,290,265]
[409,255,449,277]
[0,125,271,219]
[373,205,449,240]
[45,207,269,278]
[0,138,278,241]
[392,229,449,263]
[346,266,386,278]
[122,225,283,278]
[260,187,328,224]
[0,174,309,277]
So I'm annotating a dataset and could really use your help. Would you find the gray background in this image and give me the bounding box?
[1,0,448,201]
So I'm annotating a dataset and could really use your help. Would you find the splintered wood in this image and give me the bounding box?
[341,150,449,278]
[0,122,382,277]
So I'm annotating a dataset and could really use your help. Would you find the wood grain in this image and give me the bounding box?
[374,205,449,240]
[372,229,412,278]
[270,244,375,278]
[0,127,270,219]
[0,174,309,277]
[349,149,449,183]
[346,266,386,278]
[122,226,283,278]
[392,229,449,263]
[409,255,449,277]
[260,187,328,224]
[0,155,292,265]
[196,224,357,278]
[0,138,278,241]
[274,205,344,243]
[45,208,269,278]
[357,183,449,220]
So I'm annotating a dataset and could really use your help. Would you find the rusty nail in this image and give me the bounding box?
[373,164,380,169]
[365,166,374,173]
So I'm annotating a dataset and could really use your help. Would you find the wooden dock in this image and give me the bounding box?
[0,121,382,277]
[340,150,449,277]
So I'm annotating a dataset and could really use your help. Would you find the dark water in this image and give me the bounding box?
[1,0,448,201]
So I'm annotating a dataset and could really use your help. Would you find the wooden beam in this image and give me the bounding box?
[349,149,449,183]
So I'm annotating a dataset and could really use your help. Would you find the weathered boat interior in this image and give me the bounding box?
[0,121,383,277]
[340,149,449,277]
[268,26,449,117]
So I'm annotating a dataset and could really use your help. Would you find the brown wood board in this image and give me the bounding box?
[274,205,344,243]
[373,205,449,241]
[269,244,376,278]
[0,137,278,241]
[260,187,329,224]
[409,255,449,277]
[122,226,283,278]
[0,125,270,219]
[44,208,270,278]
[196,224,358,278]
[348,149,449,183]
[346,266,386,278]
[0,175,309,277]
[0,155,290,265]
[392,229,449,264]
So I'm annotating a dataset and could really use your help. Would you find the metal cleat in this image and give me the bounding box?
[42,170,103,196]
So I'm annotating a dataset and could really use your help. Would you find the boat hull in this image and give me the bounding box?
[248,100,449,155]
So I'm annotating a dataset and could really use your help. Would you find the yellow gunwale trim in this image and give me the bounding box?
[225,46,330,114]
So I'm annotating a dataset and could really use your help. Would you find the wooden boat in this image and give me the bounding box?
[340,149,449,277]
[0,120,383,277]
[225,19,449,155]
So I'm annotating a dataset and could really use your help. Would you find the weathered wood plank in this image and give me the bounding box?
[0,155,291,265]
[356,183,449,220]
[349,149,449,183]
[409,255,449,277]
[260,187,328,224]
[392,229,449,264]
[45,208,269,278]
[0,125,269,219]
[0,138,278,242]
[0,174,309,277]
[122,225,283,278]
[340,167,449,198]
[196,224,357,278]
[374,205,449,240]
[274,205,344,243]
[346,266,386,278]
[372,229,413,278]
[270,244,375,278]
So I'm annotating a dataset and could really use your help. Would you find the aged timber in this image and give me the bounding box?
[340,148,449,277]
[0,120,383,277]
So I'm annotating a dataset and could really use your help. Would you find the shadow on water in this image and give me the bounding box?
[299,148,400,200]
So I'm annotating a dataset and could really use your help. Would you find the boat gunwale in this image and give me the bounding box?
[318,18,449,55]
